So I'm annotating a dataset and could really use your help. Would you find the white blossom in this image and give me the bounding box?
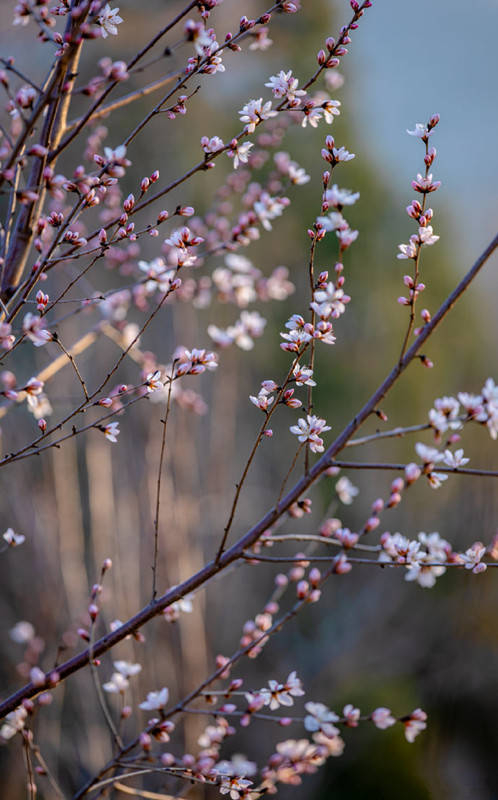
[3,528,25,547]
[10,621,35,644]
[443,449,469,468]
[97,4,123,38]
[418,225,439,246]
[103,422,120,443]
[259,671,304,710]
[304,702,340,737]
[114,661,142,678]
[324,185,359,207]
[239,98,278,133]
[371,707,396,730]
[415,442,444,465]
[103,672,129,694]
[407,123,432,138]
[335,476,359,505]
[219,776,253,799]
[139,687,169,710]
[0,706,27,741]
[290,415,331,453]
[265,70,305,102]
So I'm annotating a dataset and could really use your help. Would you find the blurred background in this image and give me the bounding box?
[0,0,497,797]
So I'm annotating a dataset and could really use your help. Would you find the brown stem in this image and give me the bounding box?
[50,1,198,160]
[151,369,175,600]
[1,14,87,301]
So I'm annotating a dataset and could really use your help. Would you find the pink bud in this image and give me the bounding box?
[388,492,402,508]
[38,692,53,706]
[309,568,321,586]
[28,144,49,157]
[405,463,421,484]
[30,667,46,687]
[334,555,352,574]
[123,193,135,212]
[289,566,305,582]
[47,671,60,687]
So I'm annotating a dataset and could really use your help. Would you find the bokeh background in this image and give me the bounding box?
[0,0,497,797]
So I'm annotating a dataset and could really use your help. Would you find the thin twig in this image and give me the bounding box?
[151,369,175,601]
[215,350,305,562]
[88,615,124,750]
[277,442,305,506]
[53,333,90,401]
[329,460,498,478]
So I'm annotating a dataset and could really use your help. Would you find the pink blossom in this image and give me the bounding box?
[292,363,316,386]
[290,415,331,453]
[265,70,306,103]
[404,709,427,742]
[23,313,51,347]
[459,542,487,574]
[0,323,15,350]
[371,707,396,730]
[343,704,360,727]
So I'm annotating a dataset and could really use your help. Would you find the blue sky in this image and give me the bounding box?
[349,0,498,271]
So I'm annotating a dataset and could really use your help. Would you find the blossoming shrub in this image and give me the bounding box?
[0,0,497,798]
